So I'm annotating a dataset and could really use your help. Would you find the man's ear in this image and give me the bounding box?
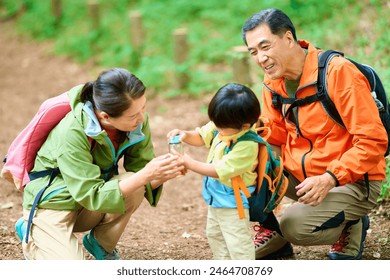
[284,30,295,46]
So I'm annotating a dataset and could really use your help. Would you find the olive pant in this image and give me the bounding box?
[206,207,255,260]
[21,173,144,260]
[280,172,381,246]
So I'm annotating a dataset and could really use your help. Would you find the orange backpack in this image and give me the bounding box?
[225,128,288,224]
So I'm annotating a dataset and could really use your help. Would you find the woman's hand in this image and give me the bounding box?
[143,153,185,183]
[119,154,185,196]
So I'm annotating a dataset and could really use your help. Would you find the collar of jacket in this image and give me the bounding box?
[82,100,145,145]
[66,85,146,145]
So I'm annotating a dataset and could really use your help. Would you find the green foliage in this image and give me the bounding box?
[7,0,389,95]
[0,0,23,19]
[380,159,390,202]
[4,0,390,200]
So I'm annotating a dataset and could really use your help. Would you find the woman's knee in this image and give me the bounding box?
[23,240,84,260]
[125,186,145,213]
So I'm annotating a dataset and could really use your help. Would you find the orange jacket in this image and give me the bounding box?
[261,40,387,185]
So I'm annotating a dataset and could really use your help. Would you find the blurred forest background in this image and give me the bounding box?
[1,0,389,201]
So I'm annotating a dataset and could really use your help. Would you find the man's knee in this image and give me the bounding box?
[279,209,308,245]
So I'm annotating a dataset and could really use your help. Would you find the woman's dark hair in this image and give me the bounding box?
[80,68,145,118]
[208,83,260,129]
[241,8,297,45]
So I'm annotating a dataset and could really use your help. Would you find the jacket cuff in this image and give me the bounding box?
[326,170,339,187]
[144,183,163,207]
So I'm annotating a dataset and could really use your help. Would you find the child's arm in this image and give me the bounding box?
[183,153,218,178]
[167,129,204,146]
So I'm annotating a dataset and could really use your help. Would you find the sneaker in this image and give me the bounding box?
[15,217,27,242]
[83,231,120,260]
[253,224,293,259]
[328,215,370,260]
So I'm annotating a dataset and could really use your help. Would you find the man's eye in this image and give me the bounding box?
[262,45,271,51]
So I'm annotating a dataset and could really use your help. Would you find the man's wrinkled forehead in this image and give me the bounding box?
[246,24,274,50]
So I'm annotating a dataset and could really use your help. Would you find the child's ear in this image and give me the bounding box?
[242,123,251,130]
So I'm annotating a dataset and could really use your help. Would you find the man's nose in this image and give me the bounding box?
[257,53,268,65]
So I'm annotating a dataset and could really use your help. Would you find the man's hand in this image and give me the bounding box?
[295,172,337,206]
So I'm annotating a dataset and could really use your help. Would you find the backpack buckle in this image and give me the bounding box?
[272,93,282,110]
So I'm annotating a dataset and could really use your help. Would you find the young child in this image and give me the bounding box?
[167,83,261,260]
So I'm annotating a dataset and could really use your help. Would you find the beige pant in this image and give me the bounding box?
[21,173,145,260]
[206,207,255,260]
[280,172,381,246]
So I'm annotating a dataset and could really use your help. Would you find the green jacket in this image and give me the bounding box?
[22,85,162,213]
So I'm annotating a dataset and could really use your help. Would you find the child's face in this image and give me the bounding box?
[216,127,241,137]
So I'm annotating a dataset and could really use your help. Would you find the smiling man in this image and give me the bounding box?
[241,8,387,260]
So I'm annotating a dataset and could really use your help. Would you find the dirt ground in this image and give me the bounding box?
[0,20,389,261]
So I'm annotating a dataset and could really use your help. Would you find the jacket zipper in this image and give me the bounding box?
[101,135,117,181]
[102,134,144,181]
[293,83,316,179]
[265,82,316,179]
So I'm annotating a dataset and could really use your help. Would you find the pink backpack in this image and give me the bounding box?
[1,92,71,191]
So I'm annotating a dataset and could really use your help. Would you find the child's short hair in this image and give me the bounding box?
[208,83,260,129]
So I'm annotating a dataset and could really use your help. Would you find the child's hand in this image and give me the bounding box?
[169,150,189,176]
[166,129,185,142]
[179,152,193,170]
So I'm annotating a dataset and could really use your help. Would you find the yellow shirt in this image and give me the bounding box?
[197,121,258,187]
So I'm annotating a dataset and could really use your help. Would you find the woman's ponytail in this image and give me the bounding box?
[80,68,145,117]
[79,81,94,103]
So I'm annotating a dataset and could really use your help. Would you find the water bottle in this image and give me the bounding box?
[169,134,183,154]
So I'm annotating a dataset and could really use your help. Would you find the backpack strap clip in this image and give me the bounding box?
[25,167,60,243]
[271,92,296,110]
[231,176,252,219]
[272,92,283,110]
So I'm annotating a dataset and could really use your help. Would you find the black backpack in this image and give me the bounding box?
[271,49,390,157]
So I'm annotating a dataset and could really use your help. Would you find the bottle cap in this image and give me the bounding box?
[169,134,181,144]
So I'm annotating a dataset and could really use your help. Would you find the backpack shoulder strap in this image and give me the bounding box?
[225,130,264,219]
[256,126,271,141]
[234,130,270,194]
[234,130,266,145]
[317,50,345,127]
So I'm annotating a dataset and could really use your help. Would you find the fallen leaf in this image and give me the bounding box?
[0,202,14,209]
[181,232,191,239]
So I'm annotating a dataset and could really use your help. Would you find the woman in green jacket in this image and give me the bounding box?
[16,68,184,260]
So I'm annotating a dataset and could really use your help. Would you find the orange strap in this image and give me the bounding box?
[255,126,271,141]
[256,144,269,193]
[231,176,251,219]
